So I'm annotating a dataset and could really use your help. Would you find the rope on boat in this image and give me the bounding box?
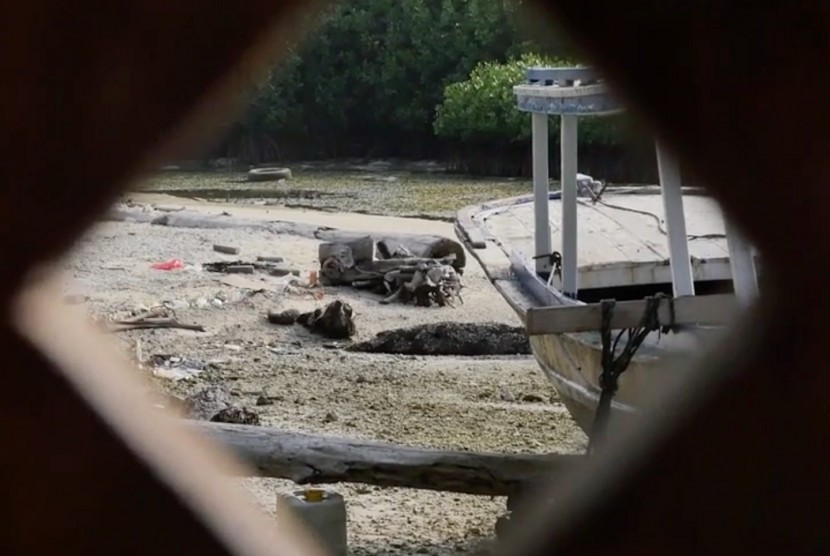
[581,186,727,241]
[587,294,674,454]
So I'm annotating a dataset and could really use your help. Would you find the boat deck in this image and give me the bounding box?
[474,188,731,291]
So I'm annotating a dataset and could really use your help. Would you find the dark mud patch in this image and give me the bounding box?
[349,322,531,356]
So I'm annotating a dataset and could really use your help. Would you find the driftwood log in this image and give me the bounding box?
[319,235,464,307]
[189,421,581,496]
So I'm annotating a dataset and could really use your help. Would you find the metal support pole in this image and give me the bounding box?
[655,142,695,297]
[561,115,578,298]
[725,219,759,306]
[532,112,551,275]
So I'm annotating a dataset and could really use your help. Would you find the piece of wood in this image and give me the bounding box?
[256,255,284,263]
[225,264,254,274]
[212,244,240,255]
[188,421,581,496]
[526,293,737,335]
[108,318,206,333]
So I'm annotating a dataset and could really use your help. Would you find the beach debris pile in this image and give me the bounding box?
[317,235,464,307]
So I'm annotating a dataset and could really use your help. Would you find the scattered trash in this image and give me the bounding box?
[210,298,224,308]
[151,259,184,271]
[256,394,274,406]
[150,355,207,381]
[213,244,240,255]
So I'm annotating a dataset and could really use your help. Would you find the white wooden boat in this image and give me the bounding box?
[457,187,742,434]
[455,68,759,441]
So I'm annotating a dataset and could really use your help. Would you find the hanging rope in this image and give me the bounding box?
[587,294,672,454]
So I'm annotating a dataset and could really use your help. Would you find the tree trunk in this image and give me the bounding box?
[189,421,581,496]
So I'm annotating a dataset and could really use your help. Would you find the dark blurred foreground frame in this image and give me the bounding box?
[506,1,830,554]
[0,1,330,554]
[1,0,828,555]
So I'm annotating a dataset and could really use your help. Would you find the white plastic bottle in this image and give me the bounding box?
[276,488,348,556]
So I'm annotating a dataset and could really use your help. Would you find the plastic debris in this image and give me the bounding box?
[151,259,184,271]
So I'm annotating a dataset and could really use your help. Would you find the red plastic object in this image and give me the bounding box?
[151,259,184,271]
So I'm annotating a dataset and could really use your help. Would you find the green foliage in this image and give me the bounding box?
[227,0,638,172]
[434,54,627,147]
[236,0,543,157]
[434,53,564,144]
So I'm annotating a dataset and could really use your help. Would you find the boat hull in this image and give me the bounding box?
[457,192,717,435]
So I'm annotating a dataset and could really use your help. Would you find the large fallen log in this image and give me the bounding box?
[106,205,466,268]
[189,421,581,496]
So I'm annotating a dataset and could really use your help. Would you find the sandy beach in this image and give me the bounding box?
[60,191,586,555]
